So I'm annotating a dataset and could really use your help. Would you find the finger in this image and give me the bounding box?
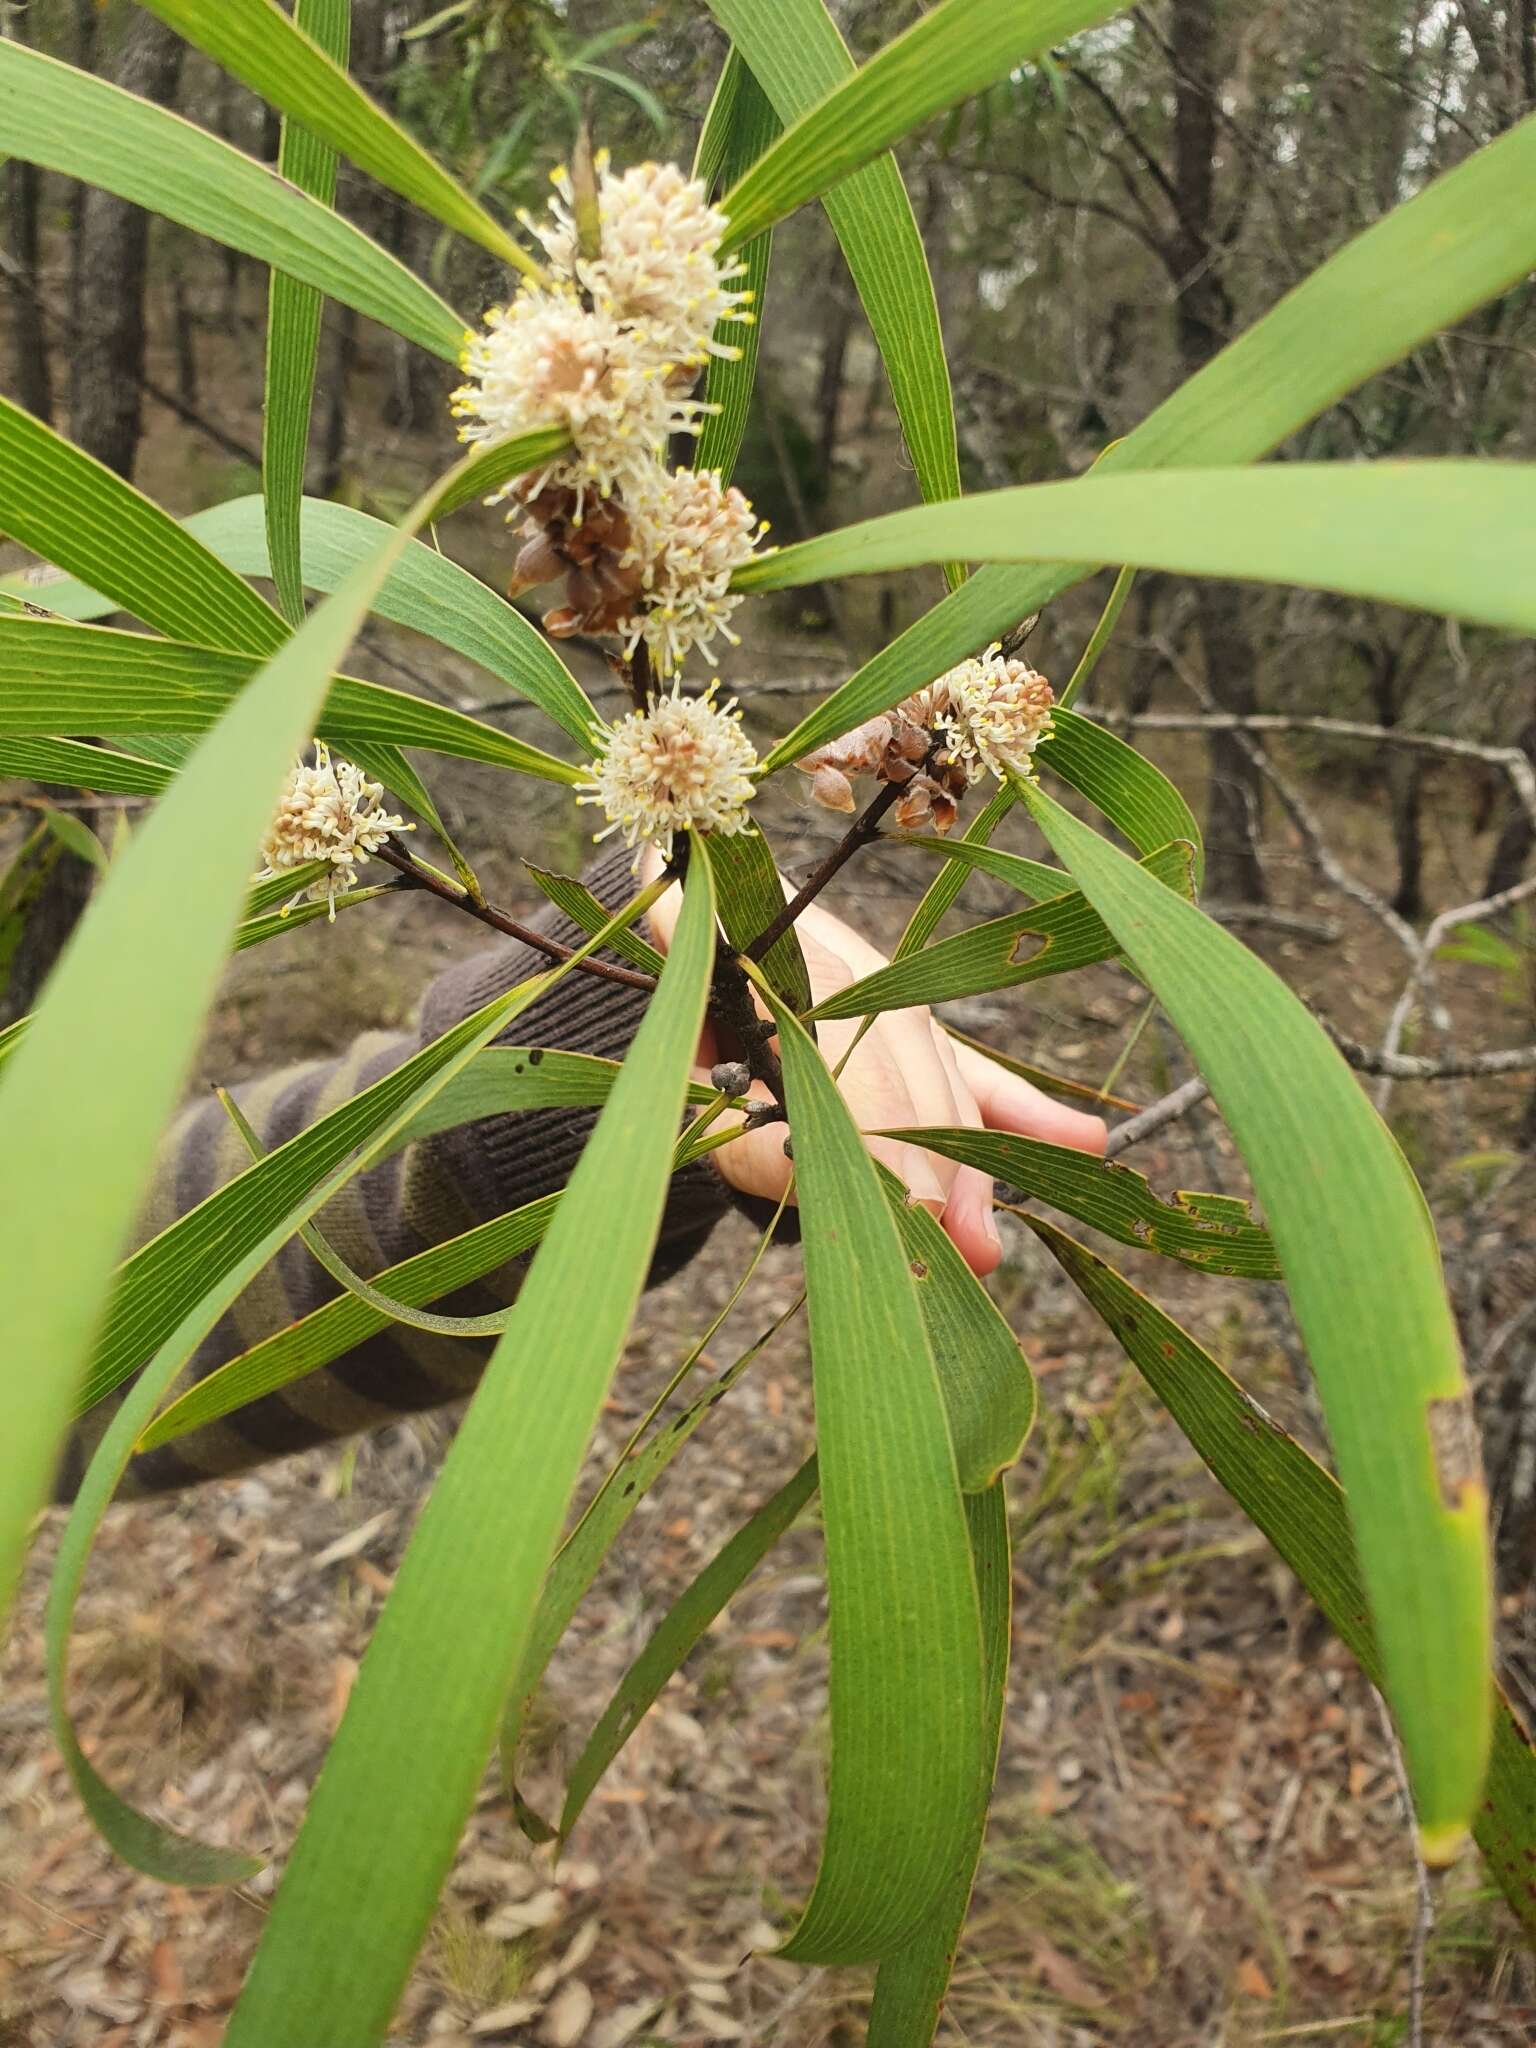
[872,1005,962,1206]
[932,1031,1002,1275]
[953,1039,1109,1156]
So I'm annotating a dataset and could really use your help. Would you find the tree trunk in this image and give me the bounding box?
[69,15,185,480]
[1167,0,1266,901]
[2,10,52,422]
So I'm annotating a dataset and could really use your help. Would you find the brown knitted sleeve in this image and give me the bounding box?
[57,846,731,1500]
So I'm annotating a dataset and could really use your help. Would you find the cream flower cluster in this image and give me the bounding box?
[917,646,1056,781]
[622,466,766,674]
[797,645,1055,836]
[578,681,758,862]
[257,742,409,920]
[452,157,764,673]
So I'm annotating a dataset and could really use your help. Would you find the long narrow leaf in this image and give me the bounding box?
[760,109,1536,770]
[141,0,540,280]
[0,37,465,359]
[754,976,984,1964]
[693,50,777,484]
[703,827,813,1013]
[264,0,350,626]
[809,840,1195,1019]
[899,1125,1280,1279]
[0,738,173,798]
[560,1459,819,1838]
[736,461,1536,635]
[709,0,962,568]
[867,1481,1011,2046]
[0,432,516,1621]
[222,854,716,2048]
[1019,781,1489,1859]
[0,619,583,786]
[720,0,1121,246]
[1031,1221,1534,1943]
[1,494,601,750]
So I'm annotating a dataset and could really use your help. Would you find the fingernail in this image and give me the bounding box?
[982,1203,1001,1250]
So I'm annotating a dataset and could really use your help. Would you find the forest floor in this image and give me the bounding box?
[4,304,1536,2046]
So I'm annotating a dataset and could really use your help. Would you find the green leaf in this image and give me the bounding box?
[139,0,541,281]
[0,429,516,1627]
[709,1,962,578]
[882,1173,1035,1491]
[1031,1221,1533,1942]
[868,1481,1010,2046]
[0,37,466,360]
[40,808,108,873]
[693,49,777,484]
[263,0,350,627]
[899,1126,1280,1279]
[559,1458,819,1839]
[0,738,173,798]
[198,496,598,746]
[753,975,984,1964]
[808,840,1195,1019]
[899,831,1072,904]
[48,954,582,1882]
[430,424,572,519]
[702,827,813,1013]
[943,1026,1140,1115]
[0,618,583,787]
[499,1293,804,1816]
[720,0,1121,247]
[222,856,716,2048]
[525,865,665,974]
[2,493,601,753]
[736,461,1536,635]
[1018,780,1490,1860]
[895,781,1018,960]
[341,738,486,903]
[760,107,1536,771]
[1038,708,1203,884]
[0,394,286,655]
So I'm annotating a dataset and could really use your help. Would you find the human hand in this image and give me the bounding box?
[642,856,1107,1277]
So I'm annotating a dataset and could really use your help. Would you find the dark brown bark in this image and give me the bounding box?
[3,10,52,422]
[69,15,186,481]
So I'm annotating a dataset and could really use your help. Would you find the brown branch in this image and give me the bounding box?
[745,738,949,965]
[370,837,659,995]
[1320,1018,1536,1082]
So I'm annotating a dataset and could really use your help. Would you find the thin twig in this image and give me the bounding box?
[1320,1017,1536,1081]
[745,738,948,963]
[370,836,659,995]
[1104,1075,1211,1158]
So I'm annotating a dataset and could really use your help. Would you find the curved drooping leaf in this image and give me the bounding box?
[222,858,716,2048]
[0,395,286,655]
[0,36,465,360]
[0,619,583,787]
[896,783,1018,959]
[1032,1221,1533,1944]
[1039,708,1203,883]
[140,0,540,280]
[900,1126,1280,1279]
[560,1459,819,1840]
[735,461,1536,635]
[759,108,1536,771]
[809,840,1195,1019]
[201,497,598,747]
[48,954,589,1882]
[0,431,517,1625]
[524,867,665,975]
[693,49,778,484]
[1020,781,1489,1860]
[708,0,962,582]
[0,738,173,798]
[867,1482,1011,2046]
[720,0,1121,246]
[754,977,984,1965]
[882,1171,1035,1491]
[263,0,350,627]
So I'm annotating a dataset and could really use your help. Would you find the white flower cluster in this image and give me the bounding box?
[911,645,1056,783]
[257,742,409,920]
[797,644,1055,836]
[578,681,758,862]
[452,157,764,675]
